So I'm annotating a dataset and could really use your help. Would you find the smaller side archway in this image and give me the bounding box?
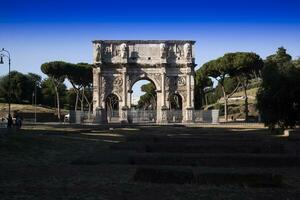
[168,92,183,122]
[105,93,119,122]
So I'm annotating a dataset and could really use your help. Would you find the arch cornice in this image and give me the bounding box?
[95,63,196,69]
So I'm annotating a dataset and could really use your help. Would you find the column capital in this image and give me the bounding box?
[96,106,104,110]
[121,106,129,110]
[161,105,168,110]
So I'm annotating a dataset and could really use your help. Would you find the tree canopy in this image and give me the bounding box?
[200,52,263,121]
[194,68,213,109]
[137,82,157,110]
[0,71,41,104]
[41,61,69,120]
[257,47,300,130]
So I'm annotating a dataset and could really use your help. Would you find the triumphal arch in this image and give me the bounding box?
[92,40,196,124]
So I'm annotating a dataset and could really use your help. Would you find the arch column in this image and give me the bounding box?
[93,68,107,123]
[120,68,129,123]
[184,68,194,123]
[157,67,168,124]
[128,90,133,109]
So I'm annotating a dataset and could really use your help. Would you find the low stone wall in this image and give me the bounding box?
[17,112,64,122]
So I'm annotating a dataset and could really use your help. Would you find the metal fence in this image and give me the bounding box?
[107,110,120,123]
[68,109,221,124]
[69,111,94,124]
[194,110,220,123]
[168,110,183,123]
[129,110,156,123]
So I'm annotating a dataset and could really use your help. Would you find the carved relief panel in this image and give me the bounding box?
[166,75,186,91]
[112,76,123,98]
[101,75,124,101]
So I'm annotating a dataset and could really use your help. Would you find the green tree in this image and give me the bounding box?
[202,55,240,121]
[137,82,157,110]
[40,78,67,108]
[257,47,300,130]
[0,71,40,104]
[65,89,77,110]
[293,57,300,68]
[105,93,119,121]
[77,63,93,117]
[214,76,240,100]
[194,68,213,109]
[64,62,93,117]
[41,61,68,120]
[230,52,263,120]
[64,63,88,111]
[27,73,42,105]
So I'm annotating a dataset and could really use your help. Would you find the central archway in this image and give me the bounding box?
[129,78,157,123]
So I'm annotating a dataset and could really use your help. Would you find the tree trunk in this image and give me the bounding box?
[81,88,85,111]
[205,93,208,106]
[243,80,249,121]
[221,85,228,122]
[54,85,61,121]
[70,82,81,111]
[83,93,92,120]
[75,92,79,111]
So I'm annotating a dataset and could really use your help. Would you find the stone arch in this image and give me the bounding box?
[92,40,196,124]
[104,93,120,123]
[168,91,185,103]
[168,92,183,122]
[104,92,121,102]
[129,75,158,92]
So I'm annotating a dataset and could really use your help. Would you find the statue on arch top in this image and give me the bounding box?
[160,43,167,59]
[184,43,192,59]
[120,43,127,59]
[94,43,102,63]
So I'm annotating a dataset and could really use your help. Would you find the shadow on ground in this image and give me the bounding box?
[1,124,300,200]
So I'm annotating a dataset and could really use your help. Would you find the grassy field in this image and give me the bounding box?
[0,103,68,121]
[0,103,56,113]
[205,87,259,119]
[1,124,300,200]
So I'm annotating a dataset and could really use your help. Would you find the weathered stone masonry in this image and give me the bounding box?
[92,40,196,123]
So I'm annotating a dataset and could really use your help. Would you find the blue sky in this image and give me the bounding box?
[0,0,300,98]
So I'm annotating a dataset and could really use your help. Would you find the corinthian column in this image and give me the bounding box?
[161,68,166,107]
[122,70,127,107]
[184,65,194,123]
[93,67,107,124]
[186,73,191,108]
[128,90,133,108]
[159,67,168,124]
[120,67,129,123]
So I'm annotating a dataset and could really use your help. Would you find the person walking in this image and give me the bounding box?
[15,114,23,129]
[7,114,13,128]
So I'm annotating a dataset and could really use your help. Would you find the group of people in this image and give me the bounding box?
[7,114,23,129]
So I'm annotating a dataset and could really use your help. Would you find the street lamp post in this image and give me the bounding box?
[0,48,11,118]
[34,81,37,123]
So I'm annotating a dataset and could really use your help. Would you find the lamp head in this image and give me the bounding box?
[0,56,4,64]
